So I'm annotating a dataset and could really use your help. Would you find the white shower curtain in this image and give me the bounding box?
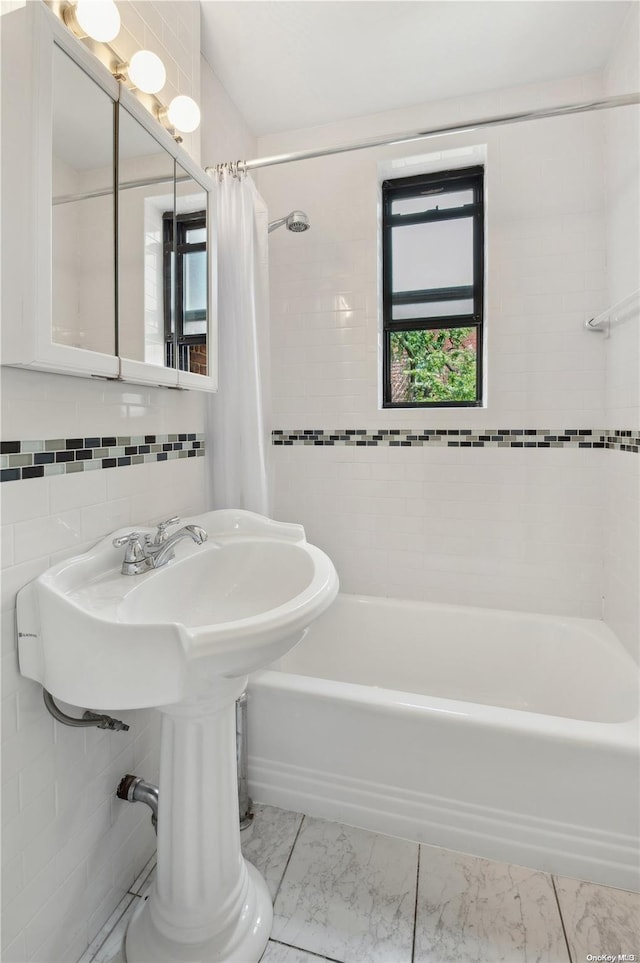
[206,168,271,515]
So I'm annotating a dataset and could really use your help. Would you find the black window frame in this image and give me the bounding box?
[382,165,484,408]
[163,209,207,372]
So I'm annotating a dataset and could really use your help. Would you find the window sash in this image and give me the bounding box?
[382,166,484,407]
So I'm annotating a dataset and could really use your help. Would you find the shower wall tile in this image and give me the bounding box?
[603,450,640,660]
[602,3,640,660]
[272,443,604,619]
[260,74,607,430]
[257,71,631,622]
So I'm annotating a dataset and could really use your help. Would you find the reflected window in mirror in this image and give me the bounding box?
[163,210,208,374]
[117,106,176,369]
[163,167,209,375]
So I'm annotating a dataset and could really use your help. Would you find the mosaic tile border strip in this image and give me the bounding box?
[0,433,205,482]
[273,428,639,453]
[600,431,640,454]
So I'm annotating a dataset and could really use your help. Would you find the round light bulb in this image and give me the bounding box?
[167,95,201,133]
[74,0,121,42]
[128,50,166,94]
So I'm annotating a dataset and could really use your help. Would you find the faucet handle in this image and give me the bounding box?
[112,532,146,564]
[152,516,181,545]
[113,532,144,548]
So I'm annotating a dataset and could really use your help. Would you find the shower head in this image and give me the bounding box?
[268,210,310,234]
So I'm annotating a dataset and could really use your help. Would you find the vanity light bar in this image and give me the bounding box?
[63,0,120,43]
[118,50,166,95]
[59,1,201,137]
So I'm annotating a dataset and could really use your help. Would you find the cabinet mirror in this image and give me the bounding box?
[117,104,176,373]
[2,3,215,389]
[52,43,116,355]
[117,95,214,388]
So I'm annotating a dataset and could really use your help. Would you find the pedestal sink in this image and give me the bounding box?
[17,510,339,963]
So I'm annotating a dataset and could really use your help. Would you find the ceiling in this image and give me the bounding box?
[199,1,631,136]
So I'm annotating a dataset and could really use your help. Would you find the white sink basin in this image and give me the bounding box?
[17,509,339,710]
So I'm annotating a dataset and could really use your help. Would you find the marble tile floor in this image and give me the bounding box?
[79,804,640,963]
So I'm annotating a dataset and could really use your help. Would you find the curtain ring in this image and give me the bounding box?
[210,161,246,181]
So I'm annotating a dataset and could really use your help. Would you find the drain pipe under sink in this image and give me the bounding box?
[117,774,159,833]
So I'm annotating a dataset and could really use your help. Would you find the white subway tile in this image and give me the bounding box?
[2,692,18,743]
[49,471,108,515]
[2,785,57,870]
[0,932,27,963]
[81,499,133,542]
[1,478,49,525]
[2,773,20,826]
[1,525,14,569]
[24,861,87,959]
[13,510,84,566]
[1,650,23,700]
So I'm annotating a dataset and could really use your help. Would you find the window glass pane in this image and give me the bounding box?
[389,327,477,404]
[392,218,473,292]
[392,298,473,320]
[392,190,473,215]
[167,249,175,334]
[183,250,207,334]
[186,226,206,243]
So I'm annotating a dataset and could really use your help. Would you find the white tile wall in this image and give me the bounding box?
[258,73,607,430]
[0,3,255,959]
[273,444,604,618]
[258,72,612,618]
[602,5,640,660]
[603,448,640,660]
[0,453,206,963]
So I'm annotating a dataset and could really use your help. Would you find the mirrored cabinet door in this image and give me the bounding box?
[117,104,177,385]
[52,44,117,356]
[1,3,119,377]
[173,164,210,384]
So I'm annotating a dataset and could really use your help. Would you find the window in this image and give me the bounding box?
[382,166,484,407]
[163,210,208,373]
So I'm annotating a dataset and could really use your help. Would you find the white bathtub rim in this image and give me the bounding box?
[249,668,639,750]
[323,592,632,642]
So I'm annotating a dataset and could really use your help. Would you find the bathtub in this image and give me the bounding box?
[247,594,640,891]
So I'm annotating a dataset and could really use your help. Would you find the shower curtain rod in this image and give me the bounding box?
[208,92,640,174]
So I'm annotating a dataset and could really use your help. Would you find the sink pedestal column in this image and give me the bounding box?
[125,676,272,963]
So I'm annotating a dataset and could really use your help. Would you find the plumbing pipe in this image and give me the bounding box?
[236,691,254,829]
[43,688,130,731]
[117,774,159,833]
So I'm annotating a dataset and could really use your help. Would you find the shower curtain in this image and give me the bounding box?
[206,167,271,515]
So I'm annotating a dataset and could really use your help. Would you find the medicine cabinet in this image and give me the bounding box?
[1,3,217,391]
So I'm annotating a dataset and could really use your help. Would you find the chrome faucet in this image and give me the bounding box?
[113,517,208,576]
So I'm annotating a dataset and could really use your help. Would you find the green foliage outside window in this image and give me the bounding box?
[390,327,477,403]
